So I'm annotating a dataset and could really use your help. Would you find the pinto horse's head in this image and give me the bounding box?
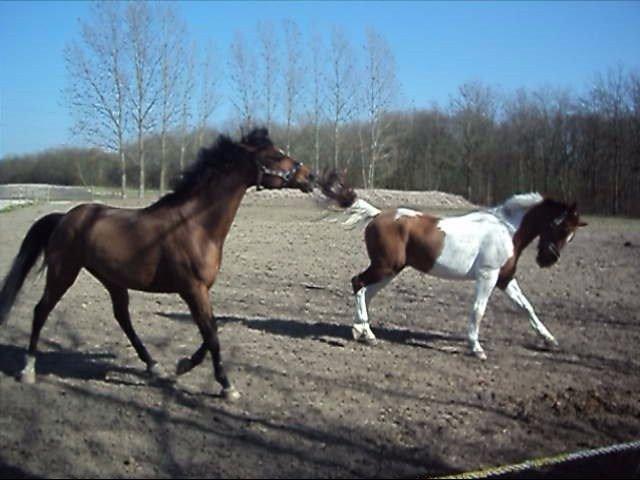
[241,128,315,193]
[536,201,588,268]
[316,168,357,208]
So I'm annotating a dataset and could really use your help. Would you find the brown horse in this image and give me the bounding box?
[318,171,587,359]
[0,128,314,400]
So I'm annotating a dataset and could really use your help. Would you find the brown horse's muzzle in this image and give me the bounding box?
[293,164,315,193]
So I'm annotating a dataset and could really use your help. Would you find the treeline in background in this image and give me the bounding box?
[1,2,638,216]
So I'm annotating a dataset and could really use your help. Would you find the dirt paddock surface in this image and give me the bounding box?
[0,191,639,478]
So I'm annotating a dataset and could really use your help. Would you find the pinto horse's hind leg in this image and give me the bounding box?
[351,265,395,345]
[181,284,239,402]
[105,284,169,380]
[20,259,80,384]
[503,279,558,347]
[468,269,500,361]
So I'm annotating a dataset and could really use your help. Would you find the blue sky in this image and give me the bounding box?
[1,1,639,158]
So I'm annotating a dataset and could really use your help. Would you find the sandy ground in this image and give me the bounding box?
[0,191,639,478]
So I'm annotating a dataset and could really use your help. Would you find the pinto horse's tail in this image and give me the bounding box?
[316,168,381,227]
[0,213,64,325]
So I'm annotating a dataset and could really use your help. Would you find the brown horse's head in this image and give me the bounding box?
[241,128,315,193]
[536,201,588,268]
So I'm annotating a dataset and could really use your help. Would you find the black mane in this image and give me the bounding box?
[241,127,273,149]
[151,128,272,207]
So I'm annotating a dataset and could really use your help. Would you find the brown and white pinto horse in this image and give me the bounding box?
[319,172,587,359]
[0,128,314,400]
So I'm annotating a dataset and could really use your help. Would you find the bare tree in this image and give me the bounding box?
[450,81,497,202]
[64,2,129,197]
[308,29,326,172]
[584,66,629,214]
[362,28,398,188]
[327,27,359,169]
[257,21,279,131]
[157,5,187,194]
[178,41,196,172]
[282,19,303,154]
[125,2,162,198]
[196,41,221,148]
[229,31,257,131]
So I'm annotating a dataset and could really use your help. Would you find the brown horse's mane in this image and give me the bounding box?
[152,128,274,208]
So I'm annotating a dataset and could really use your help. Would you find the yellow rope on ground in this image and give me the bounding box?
[433,439,640,479]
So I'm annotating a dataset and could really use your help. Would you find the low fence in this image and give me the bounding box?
[0,184,94,202]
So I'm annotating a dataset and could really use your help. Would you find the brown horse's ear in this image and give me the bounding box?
[240,143,258,153]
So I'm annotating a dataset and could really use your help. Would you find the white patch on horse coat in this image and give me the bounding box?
[429,193,544,280]
[429,212,514,280]
[394,208,422,221]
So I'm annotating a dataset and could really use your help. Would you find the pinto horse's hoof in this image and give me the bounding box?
[352,324,378,346]
[362,335,378,346]
[176,357,194,376]
[472,349,487,361]
[222,387,241,402]
[19,369,36,384]
[544,337,560,349]
[19,355,37,384]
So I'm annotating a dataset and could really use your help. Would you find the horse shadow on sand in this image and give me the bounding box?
[0,312,464,385]
[0,342,146,384]
[157,311,466,353]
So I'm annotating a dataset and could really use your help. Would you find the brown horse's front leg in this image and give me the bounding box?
[180,284,239,402]
[176,343,207,376]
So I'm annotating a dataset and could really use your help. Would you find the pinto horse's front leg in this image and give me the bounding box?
[468,269,500,360]
[503,279,558,347]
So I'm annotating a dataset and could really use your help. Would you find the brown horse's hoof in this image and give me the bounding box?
[176,358,193,376]
[222,387,240,402]
[148,362,172,381]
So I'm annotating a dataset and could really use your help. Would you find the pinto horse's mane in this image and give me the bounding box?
[488,192,572,233]
[488,192,544,232]
[155,128,273,206]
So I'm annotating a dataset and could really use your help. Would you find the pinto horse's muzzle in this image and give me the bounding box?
[536,241,560,268]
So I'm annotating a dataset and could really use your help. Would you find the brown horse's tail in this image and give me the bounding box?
[0,213,64,325]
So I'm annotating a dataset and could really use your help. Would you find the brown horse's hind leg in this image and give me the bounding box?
[181,284,239,402]
[105,284,168,380]
[21,258,80,384]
